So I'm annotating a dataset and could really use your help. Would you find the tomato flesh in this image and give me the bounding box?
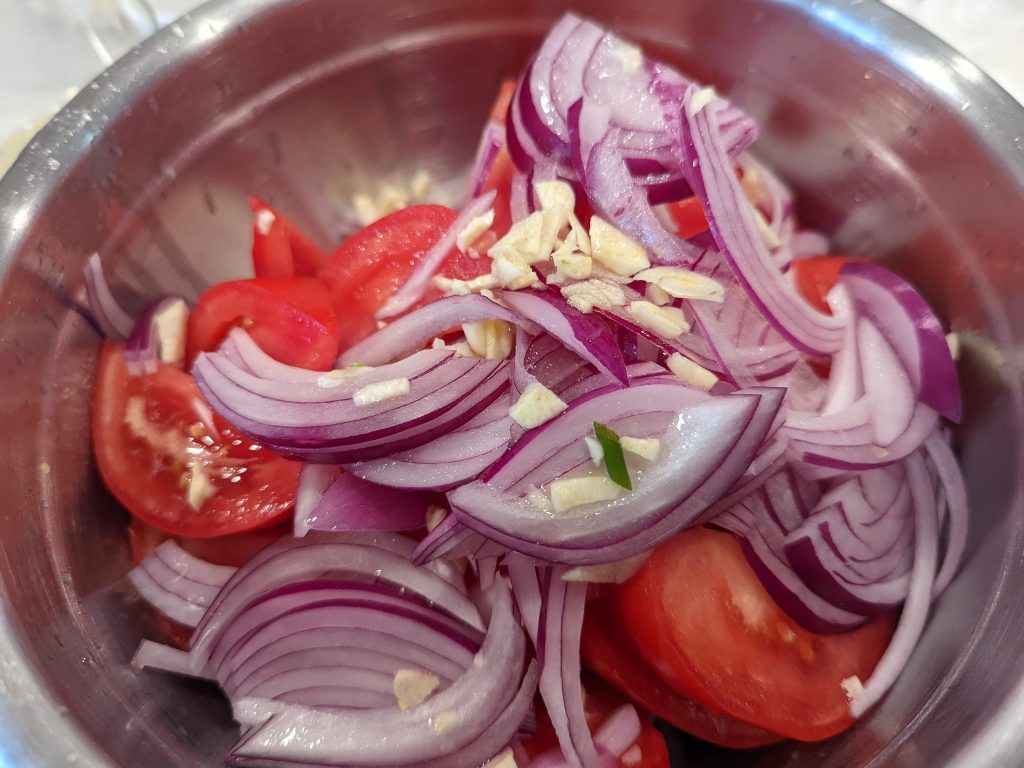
[319,204,482,348]
[791,255,865,315]
[582,598,782,748]
[94,342,301,538]
[249,198,328,279]
[614,527,895,742]
[187,277,341,371]
[664,197,710,240]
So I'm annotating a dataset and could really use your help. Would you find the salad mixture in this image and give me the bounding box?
[87,13,967,768]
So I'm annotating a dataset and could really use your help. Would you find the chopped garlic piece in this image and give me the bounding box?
[687,86,719,116]
[534,179,575,212]
[491,253,536,289]
[38,462,51,475]
[553,251,593,280]
[629,300,690,339]
[432,710,459,734]
[527,485,554,513]
[584,435,604,465]
[153,298,188,367]
[425,504,447,532]
[393,668,440,710]
[509,382,567,428]
[754,207,781,249]
[456,208,495,251]
[946,332,960,361]
[186,463,216,511]
[561,279,626,314]
[841,675,864,702]
[667,352,718,390]
[620,436,661,461]
[645,282,671,306]
[353,377,410,406]
[634,267,725,302]
[550,476,621,514]
[621,745,643,766]
[463,319,514,359]
[255,208,275,235]
[489,210,561,265]
[410,169,432,199]
[589,216,650,276]
[563,553,649,584]
[614,43,643,74]
[483,748,518,768]
[317,366,372,388]
[353,194,380,226]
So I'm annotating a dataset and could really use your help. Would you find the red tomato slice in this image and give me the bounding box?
[613,527,895,742]
[791,255,865,315]
[187,277,341,371]
[94,342,301,538]
[250,198,328,278]
[519,674,670,768]
[319,204,477,348]
[664,197,710,240]
[581,598,783,748]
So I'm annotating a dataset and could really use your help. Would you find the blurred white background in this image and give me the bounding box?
[1,0,1023,169]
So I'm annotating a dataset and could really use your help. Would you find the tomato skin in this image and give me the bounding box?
[319,205,473,348]
[791,255,865,315]
[614,527,894,742]
[187,277,341,371]
[250,198,328,278]
[582,599,783,749]
[94,342,301,538]
[664,197,710,240]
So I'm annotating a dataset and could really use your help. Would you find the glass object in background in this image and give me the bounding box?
[0,0,159,169]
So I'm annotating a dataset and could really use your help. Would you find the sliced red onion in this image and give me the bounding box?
[83,252,135,340]
[849,452,938,717]
[191,533,485,667]
[376,190,497,319]
[129,540,236,628]
[674,88,843,356]
[297,468,434,534]
[570,96,698,266]
[193,340,512,463]
[124,295,188,375]
[347,393,513,491]
[293,464,342,537]
[923,431,967,596]
[538,568,597,768]
[132,640,209,680]
[465,121,506,203]
[340,294,521,366]
[840,261,961,422]
[497,289,627,384]
[450,382,782,563]
[526,704,641,768]
[227,582,533,768]
[411,515,506,566]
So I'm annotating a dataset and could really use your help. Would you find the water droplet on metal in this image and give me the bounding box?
[47,158,61,171]
[170,23,185,38]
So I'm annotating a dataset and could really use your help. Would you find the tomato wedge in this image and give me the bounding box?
[94,342,301,538]
[791,255,864,315]
[582,598,782,748]
[519,673,670,767]
[187,277,341,371]
[613,527,895,742]
[249,198,329,279]
[319,204,489,348]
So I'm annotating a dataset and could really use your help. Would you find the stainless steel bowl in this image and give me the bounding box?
[1,0,1022,765]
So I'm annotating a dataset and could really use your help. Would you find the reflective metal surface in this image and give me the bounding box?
[0,0,1022,765]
